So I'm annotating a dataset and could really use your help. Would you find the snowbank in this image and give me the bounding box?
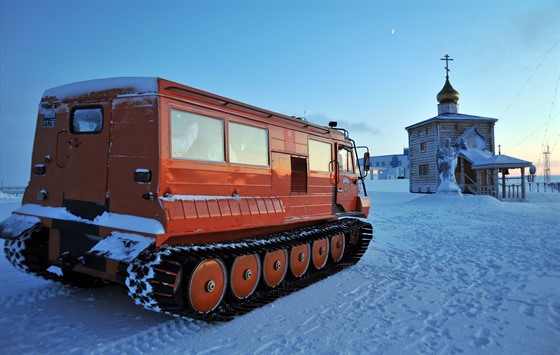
[364,178,409,192]
[0,191,22,200]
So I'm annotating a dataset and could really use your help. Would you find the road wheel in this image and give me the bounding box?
[186,259,227,313]
[230,254,260,300]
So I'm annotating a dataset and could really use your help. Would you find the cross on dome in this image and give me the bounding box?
[436,54,460,111]
[441,54,453,79]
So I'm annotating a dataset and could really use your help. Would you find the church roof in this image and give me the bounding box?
[460,148,532,169]
[405,113,498,131]
[459,148,493,165]
[471,154,532,169]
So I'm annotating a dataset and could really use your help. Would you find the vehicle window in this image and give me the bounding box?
[309,139,331,172]
[71,107,103,133]
[229,122,269,166]
[171,109,224,162]
[338,146,354,173]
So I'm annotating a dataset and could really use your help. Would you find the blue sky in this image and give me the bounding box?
[1,0,558,185]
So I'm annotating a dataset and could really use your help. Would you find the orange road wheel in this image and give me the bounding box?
[311,238,329,269]
[230,254,261,300]
[187,259,227,313]
[330,234,346,262]
[289,243,310,278]
[262,249,287,288]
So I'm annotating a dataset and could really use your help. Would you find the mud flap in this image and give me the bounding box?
[0,214,41,240]
[85,232,154,263]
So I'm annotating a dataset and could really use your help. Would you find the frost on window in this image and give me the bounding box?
[229,122,269,166]
[309,139,331,172]
[71,107,103,133]
[171,109,224,162]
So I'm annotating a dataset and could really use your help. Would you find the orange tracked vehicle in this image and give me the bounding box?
[1,78,372,320]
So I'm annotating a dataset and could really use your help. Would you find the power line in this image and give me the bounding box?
[503,120,550,155]
[500,40,558,120]
[540,74,560,154]
[550,133,559,155]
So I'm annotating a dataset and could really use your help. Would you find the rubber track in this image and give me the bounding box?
[127,218,373,322]
[4,229,67,284]
[4,229,107,288]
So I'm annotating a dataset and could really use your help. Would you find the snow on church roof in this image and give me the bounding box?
[405,113,497,131]
[459,148,492,165]
[471,154,532,169]
[460,148,532,169]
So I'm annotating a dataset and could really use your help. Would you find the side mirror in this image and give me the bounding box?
[363,152,370,171]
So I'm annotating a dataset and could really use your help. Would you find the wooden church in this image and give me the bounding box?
[405,55,532,199]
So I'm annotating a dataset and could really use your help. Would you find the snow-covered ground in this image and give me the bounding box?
[1,180,559,354]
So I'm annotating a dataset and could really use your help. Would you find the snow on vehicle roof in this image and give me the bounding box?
[42,77,159,100]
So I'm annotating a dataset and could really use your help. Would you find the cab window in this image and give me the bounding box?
[339,146,354,173]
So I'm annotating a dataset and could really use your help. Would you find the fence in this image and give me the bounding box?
[0,186,26,195]
[530,182,560,193]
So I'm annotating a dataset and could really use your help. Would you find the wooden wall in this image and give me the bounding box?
[438,122,495,152]
[408,122,438,193]
[407,120,496,193]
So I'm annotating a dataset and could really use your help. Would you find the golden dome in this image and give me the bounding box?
[437,78,460,104]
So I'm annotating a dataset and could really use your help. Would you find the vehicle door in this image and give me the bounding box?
[55,102,111,218]
[335,144,359,212]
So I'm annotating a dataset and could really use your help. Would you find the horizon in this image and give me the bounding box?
[1,1,558,185]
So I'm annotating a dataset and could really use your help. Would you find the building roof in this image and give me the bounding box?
[471,154,532,169]
[459,148,493,165]
[460,148,532,169]
[405,113,498,131]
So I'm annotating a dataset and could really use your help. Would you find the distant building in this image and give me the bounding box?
[368,148,409,180]
[404,55,532,199]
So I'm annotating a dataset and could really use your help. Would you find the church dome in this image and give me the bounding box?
[437,78,460,104]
